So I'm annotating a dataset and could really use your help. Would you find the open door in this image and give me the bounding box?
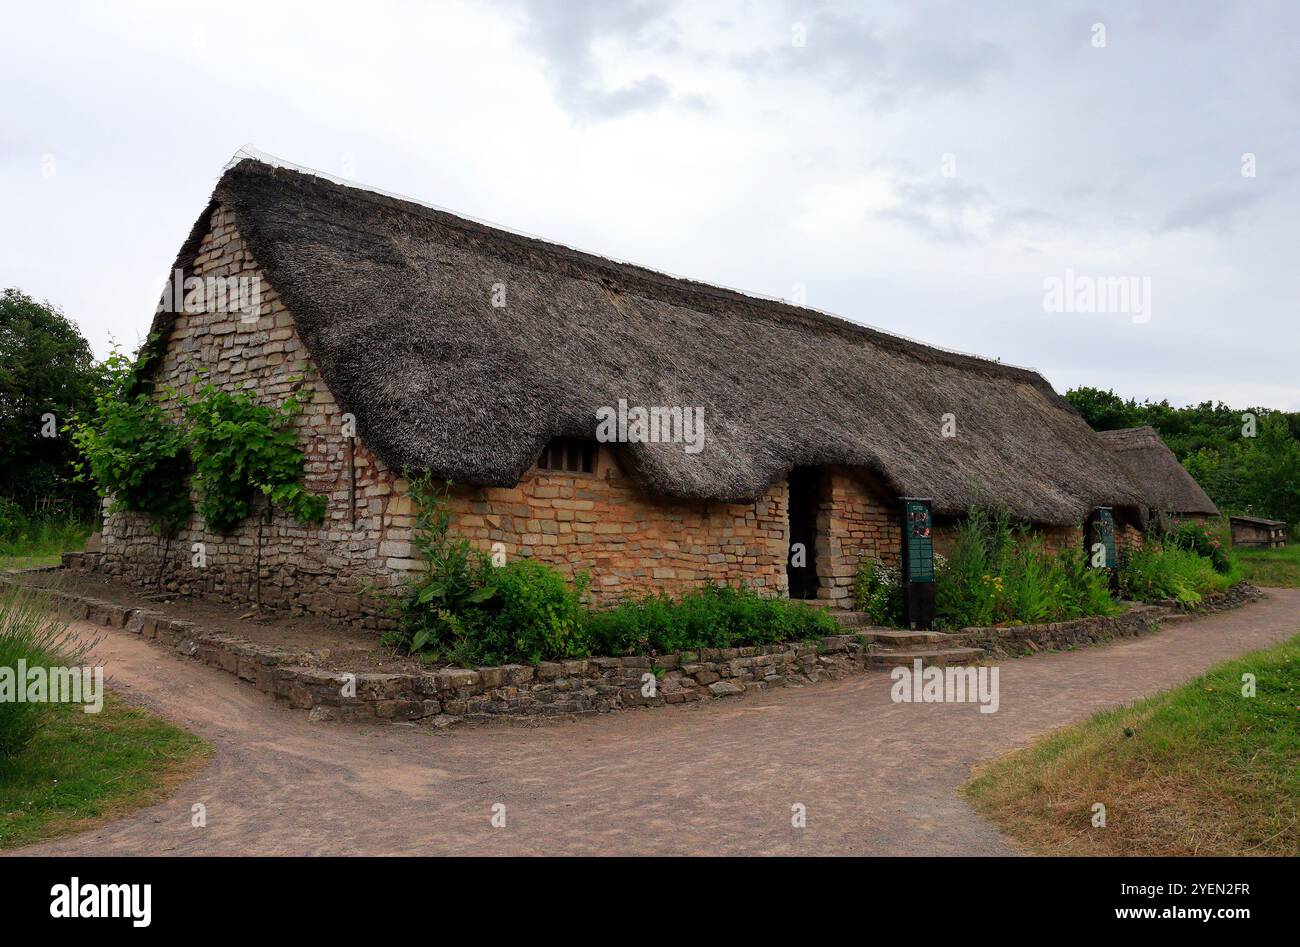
[787,467,821,599]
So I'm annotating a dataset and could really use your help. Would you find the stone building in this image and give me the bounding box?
[1097,426,1220,524]
[94,157,1146,626]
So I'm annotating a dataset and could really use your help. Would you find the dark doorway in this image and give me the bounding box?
[787,467,821,599]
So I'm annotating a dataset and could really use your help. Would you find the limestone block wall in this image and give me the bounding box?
[819,467,900,604]
[441,447,791,601]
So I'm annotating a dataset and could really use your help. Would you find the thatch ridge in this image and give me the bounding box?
[142,158,1145,525]
[1097,426,1219,516]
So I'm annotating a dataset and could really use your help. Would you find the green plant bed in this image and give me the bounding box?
[1118,545,1237,606]
[964,635,1300,855]
[853,506,1118,628]
[388,473,840,666]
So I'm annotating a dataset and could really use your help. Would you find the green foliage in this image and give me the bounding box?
[1165,520,1231,574]
[0,504,93,568]
[182,384,326,534]
[584,584,838,656]
[1065,386,1300,528]
[935,506,1117,629]
[0,288,100,511]
[70,350,191,535]
[851,557,904,627]
[464,560,590,665]
[1119,543,1234,607]
[0,586,88,759]
[71,351,324,536]
[395,472,497,657]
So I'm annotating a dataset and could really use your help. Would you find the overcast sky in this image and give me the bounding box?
[3,0,1298,409]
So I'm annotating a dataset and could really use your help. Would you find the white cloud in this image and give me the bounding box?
[1,0,1297,408]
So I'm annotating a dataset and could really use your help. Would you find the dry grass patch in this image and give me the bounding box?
[964,635,1300,856]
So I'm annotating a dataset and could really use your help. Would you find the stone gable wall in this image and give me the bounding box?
[99,207,416,627]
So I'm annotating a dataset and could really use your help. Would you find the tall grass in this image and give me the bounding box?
[0,586,90,759]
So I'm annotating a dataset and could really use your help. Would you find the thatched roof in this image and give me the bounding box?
[1097,426,1219,516]
[145,158,1145,525]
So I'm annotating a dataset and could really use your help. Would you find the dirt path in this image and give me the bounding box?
[10,590,1298,856]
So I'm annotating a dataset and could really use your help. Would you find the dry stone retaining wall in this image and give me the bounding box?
[5,569,1262,728]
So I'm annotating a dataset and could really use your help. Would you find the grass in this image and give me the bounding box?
[964,635,1300,856]
[0,515,92,572]
[0,692,211,850]
[1233,543,1300,588]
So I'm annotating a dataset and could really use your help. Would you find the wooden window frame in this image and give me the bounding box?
[536,439,596,475]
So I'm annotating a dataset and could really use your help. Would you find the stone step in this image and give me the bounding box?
[827,610,876,628]
[867,647,987,670]
[859,628,957,647]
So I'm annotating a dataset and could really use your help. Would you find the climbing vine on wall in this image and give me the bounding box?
[73,350,326,536]
[182,384,326,535]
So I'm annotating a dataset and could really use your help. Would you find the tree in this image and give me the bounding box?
[1063,387,1142,431]
[0,288,99,510]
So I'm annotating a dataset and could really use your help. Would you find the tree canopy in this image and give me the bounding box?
[0,288,100,510]
[1066,386,1300,527]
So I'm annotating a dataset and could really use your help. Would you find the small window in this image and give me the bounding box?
[537,439,595,474]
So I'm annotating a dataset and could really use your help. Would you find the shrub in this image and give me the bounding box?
[0,498,24,539]
[70,351,191,535]
[851,557,904,627]
[1119,544,1233,607]
[473,560,589,664]
[393,473,589,665]
[1165,520,1232,574]
[0,586,89,759]
[394,473,496,658]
